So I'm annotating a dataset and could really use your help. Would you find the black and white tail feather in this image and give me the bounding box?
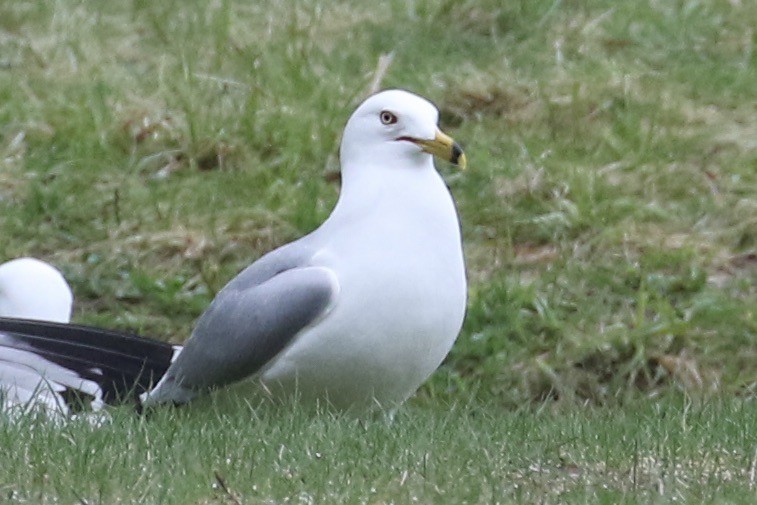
[0,317,179,417]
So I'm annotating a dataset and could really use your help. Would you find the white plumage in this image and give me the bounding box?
[0,258,72,323]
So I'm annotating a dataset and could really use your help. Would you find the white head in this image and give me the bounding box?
[339,89,465,175]
[0,258,73,323]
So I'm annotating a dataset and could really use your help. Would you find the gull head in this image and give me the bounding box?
[339,89,466,172]
[0,258,73,323]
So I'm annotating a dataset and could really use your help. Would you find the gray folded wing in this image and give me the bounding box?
[143,244,338,405]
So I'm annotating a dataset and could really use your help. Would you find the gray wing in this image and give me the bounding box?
[143,242,338,405]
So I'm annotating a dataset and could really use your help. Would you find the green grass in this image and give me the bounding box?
[1,0,756,502]
[1,397,755,504]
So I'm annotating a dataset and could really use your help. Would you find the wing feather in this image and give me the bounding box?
[144,265,337,405]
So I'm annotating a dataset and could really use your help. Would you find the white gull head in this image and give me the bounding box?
[0,258,73,323]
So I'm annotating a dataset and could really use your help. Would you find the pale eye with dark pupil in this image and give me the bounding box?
[380,111,398,125]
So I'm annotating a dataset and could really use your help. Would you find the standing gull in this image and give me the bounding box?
[0,89,467,413]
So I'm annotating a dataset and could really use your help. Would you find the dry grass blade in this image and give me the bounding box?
[365,52,394,96]
[214,470,243,505]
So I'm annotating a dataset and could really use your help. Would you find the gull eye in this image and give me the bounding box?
[380,111,398,125]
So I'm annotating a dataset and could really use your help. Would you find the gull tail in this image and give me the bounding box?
[0,317,180,416]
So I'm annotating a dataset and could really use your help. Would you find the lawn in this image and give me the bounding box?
[1,397,754,504]
[0,0,755,503]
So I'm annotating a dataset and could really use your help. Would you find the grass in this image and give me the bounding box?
[1,397,755,504]
[0,0,755,502]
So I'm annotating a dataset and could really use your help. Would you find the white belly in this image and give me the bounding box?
[261,237,466,409]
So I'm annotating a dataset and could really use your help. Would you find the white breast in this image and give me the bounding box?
[261,166,466,409]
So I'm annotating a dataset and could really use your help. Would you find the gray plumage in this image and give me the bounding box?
[143,241,337,404]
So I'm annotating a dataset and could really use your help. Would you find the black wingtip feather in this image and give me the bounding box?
[0,317,177,407]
